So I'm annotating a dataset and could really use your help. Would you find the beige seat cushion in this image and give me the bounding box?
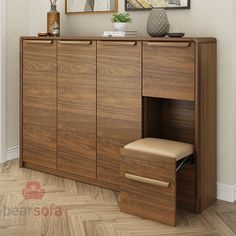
[124,138,194,161]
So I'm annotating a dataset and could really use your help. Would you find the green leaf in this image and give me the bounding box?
[111,13,132,23]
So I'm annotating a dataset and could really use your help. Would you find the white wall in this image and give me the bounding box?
[6,0,236,190]
[0,0,7,163]
[6,0,29,147]
[231,1,236,185]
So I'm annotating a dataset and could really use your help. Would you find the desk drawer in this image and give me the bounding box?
[143,41,195,101]
[120,149,176,226]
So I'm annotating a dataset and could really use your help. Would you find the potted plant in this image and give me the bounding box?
[112,13,132,32]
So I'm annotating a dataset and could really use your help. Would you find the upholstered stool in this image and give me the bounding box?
[120,138,194,226]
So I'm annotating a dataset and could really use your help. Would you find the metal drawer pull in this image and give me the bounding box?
[125,174,170,188]
[147,42,191,48]
[101,41,137,46]
[25,40,53,44]
[59,40,92,45]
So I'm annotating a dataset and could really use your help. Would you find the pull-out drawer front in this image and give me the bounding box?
[120,149,177,226]
[143,41,195,101]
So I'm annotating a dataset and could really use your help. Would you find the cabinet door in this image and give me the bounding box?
[22,40,57,168]
[58,41,96,179]
[143,41,195,101]
[97,41,142,186]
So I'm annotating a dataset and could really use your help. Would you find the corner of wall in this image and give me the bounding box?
[217,183,236,203]
[6,146,19,161]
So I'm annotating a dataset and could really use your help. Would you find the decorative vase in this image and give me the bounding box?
[47,5,60,36]
[114,23,127,32]
[147,8,169,37]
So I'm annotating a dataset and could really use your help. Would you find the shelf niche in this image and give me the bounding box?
[143,96,196,210]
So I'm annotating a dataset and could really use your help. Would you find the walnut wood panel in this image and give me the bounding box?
[23,125,57,168]
[143,97,195,144]
[96,137,125,185]
[143,41,195,101]
[22,40,57,168]
[177,165,196,210]
[97,41,142,187]
[57,41,97,179]
[196,43,217,212]
[20,39,23,168]
[162,99,195,144]
[143,97,163,138]
[23,162,119,191]
[120,149,177,226]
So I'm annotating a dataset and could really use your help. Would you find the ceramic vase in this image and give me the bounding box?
[47,5,60,36]
[147,8,169,37]
[114,23,127,32]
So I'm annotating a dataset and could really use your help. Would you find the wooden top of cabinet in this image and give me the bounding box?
[20,36,216,43]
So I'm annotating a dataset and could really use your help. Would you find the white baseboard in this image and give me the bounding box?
[4,146,236,203]
[6,145,19,161]
[217,183,236,203]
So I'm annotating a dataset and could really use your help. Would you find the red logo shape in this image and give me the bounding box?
[22,181,45,200]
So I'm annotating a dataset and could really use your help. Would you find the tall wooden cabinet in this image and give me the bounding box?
[97,41,142,187]
[22,40,57,169]
[20,36,216,213]
[57,40,97,179]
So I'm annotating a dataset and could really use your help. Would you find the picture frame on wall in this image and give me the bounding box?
[66,0,118,14]
[125,0,190,11]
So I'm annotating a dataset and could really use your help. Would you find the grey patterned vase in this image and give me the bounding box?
[147,9,170,37]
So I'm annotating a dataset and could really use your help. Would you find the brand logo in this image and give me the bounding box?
[1,181,63,217]
[3,204,63,216]
[22,181,45,200]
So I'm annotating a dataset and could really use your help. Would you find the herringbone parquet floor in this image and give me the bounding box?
[0,160,235,236]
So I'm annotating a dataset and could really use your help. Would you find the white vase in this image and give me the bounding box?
[114,23,127,32]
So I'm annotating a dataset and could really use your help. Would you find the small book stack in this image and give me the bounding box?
[103,31,138,37]
[124,31,138,36]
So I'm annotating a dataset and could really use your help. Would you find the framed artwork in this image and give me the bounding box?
[66,0,118,14]
[125,0,190,11]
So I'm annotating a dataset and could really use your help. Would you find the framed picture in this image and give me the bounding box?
[125,0,190,11]
[66,0,118,14]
